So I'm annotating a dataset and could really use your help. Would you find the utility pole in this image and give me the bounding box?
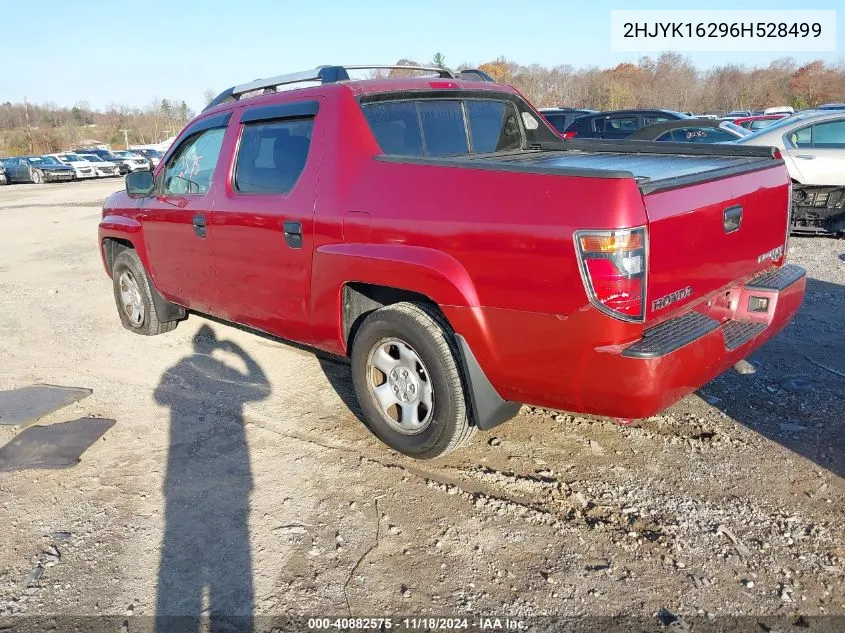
[23,97,34,153]
[120,129,132,150]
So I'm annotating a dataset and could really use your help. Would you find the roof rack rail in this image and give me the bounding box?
[203,64,494,111]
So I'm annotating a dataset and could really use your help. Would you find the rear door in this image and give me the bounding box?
[210,99,323,342]
[139,113,230,312]
[783,117,845,186]
[642,164,790,322]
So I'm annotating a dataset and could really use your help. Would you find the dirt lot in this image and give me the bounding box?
[0,179,843,630]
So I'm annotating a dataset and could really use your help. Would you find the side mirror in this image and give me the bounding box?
[126,170,155,198]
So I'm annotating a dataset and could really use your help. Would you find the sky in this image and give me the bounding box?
[1,0,842,112]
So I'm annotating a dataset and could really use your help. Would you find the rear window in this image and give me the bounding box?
[362,99,522,156]
[664,127,738,143]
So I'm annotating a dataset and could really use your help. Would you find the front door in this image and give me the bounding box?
[211,100,323,342]
[139,114,230,313]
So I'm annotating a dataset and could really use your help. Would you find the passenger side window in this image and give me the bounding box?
[643,115,671,126]
[810,120,845,148]
[234,118,314,194]
[162,127,226,195]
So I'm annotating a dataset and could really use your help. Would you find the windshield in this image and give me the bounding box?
[40,156,61,165]
[82,155,103,162]
[60,154,80,161]
[735,111,821,143]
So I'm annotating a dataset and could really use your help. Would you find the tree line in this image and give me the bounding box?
[2,52,843,156]
[0,98,194,157]
[473,53,844,112]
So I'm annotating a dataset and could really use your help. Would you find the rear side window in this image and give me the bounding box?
[607,116,639,132]
[234,119,314,194]
[363,99,523,156]
[811,120,845,148]
[788,126,813,148]
[643,115,672,126]
[162,127,226,195]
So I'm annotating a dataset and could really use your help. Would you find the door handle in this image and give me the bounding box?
[192,215,207,239]
[795,154,815,160]
[283,221,302,249]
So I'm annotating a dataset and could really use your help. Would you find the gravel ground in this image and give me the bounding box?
[0,179,842,631]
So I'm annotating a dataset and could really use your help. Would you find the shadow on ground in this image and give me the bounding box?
[153,324,270,632]
[699,276,845,479]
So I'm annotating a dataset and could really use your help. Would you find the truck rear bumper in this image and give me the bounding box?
[445,265,805,420]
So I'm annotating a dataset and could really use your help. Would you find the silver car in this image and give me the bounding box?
[735,110,845,187]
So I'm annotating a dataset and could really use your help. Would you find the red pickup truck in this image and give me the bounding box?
[99,65,806,459]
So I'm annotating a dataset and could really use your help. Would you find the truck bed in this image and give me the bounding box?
[376,141,780,194]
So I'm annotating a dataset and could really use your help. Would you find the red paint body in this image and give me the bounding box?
[99,78,805,420]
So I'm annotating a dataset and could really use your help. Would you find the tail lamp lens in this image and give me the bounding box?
[562,131,577,139]
[575,228,647,321]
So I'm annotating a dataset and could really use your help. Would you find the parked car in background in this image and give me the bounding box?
[538,107,597,134]
[73,149,131,174]
[100,64,803,458]
[562,109,689,139]
[723,110,753,119]
[129,148,163,168]
[732,114,788,131]
[627,119,749,143]
[112,150,152,172]
[817,103,845,111]
[737,110,845,185]
[0,156,75,183]
[764,106,795,116]
[736,110,845,234]
[49,153,97,179]
[77,154,122,177]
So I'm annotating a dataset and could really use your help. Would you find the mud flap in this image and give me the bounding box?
[453,334,521,431]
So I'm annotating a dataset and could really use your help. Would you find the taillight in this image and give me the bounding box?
[562,131,577,139]
[574,227,647,322]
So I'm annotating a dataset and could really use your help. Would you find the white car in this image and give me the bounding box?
[76,154,122,177]
[111,150,150,172]
[736,110,845,186]
[49,153,97,179]
[764,106,795,116]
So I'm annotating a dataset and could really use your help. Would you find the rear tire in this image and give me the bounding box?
[111,249,178,336]
[351,302,475,459]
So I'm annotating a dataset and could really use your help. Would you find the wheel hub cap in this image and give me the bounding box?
[118,271,144,326]
[389,367,419,403]
[366,338,434,435]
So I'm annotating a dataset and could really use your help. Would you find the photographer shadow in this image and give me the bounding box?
[154,324,270,632]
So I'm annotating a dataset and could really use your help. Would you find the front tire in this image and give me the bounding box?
[111,250,178,336]
[351,302,475,459]
[31,170,44,184]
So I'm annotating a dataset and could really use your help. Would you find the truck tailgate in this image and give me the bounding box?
[643,164,790,322]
